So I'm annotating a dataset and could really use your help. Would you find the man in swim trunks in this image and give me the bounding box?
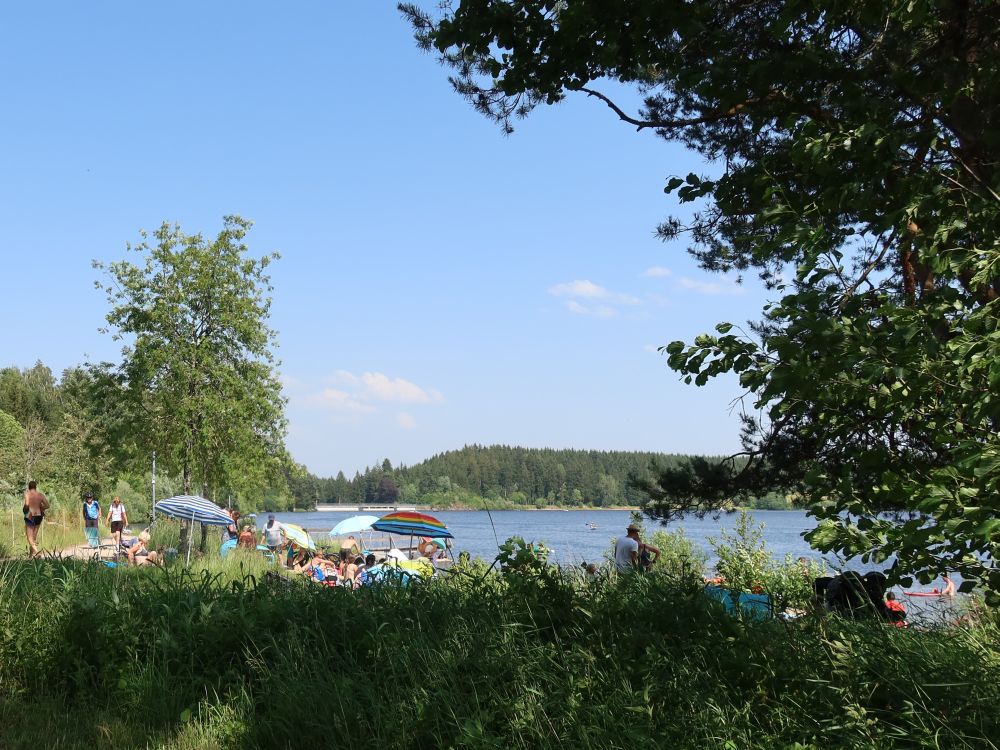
[105,496,129,553]
[23,481,49,557]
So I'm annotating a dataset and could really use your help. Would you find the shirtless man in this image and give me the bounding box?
[23,481,50,557]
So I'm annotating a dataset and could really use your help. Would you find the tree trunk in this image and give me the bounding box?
[180,459,192,549]
[199,523,208,552]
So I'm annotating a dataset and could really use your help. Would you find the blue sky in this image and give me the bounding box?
[0,2,769,477]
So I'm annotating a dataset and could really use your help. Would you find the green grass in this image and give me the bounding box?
[0,557,997,750]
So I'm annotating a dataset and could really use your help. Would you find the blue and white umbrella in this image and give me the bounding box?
[154,495,235,565]
[155,495,233,526]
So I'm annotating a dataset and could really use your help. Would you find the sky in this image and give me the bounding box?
[0,2,771,478]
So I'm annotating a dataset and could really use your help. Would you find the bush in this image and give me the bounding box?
[709,511,826,608]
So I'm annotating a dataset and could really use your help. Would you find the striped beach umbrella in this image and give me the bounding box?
[282,522,317,551]
[154,495,235,565]
[372,511,453,539]
[154,495,233,526]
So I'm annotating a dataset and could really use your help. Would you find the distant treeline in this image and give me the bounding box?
[287,445,793,510]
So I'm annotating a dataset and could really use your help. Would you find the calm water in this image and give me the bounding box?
[261,509,823,567]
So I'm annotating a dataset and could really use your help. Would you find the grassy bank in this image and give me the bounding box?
[0,556,997,750]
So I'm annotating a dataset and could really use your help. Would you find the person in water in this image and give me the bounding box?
[941,574,956,597]
[23,481,50,557]
[82,492,101,548]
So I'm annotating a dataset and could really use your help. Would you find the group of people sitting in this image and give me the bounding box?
[222,512,444,587]
[290,548,378,588]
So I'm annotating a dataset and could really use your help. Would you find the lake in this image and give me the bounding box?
[261,508,823,568]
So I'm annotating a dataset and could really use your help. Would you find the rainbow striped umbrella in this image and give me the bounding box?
[372,511,453,539]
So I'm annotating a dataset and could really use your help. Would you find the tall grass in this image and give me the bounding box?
[0,557,996,749]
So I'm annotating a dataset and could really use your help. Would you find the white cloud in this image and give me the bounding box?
[360,372,444,404]
[549,279,641,315]
[308,388,376,413]
[302,371,444,422]
[642,266,673,278]
[677,276,744,296]
[330,369,361,386]
[548,279,609,299]
[643,344,661,353]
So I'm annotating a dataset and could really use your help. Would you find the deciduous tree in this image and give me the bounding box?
[95,217,287,506]
[402,1,1000,596]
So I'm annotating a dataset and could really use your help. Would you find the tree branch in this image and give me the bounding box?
[578,87,783,131]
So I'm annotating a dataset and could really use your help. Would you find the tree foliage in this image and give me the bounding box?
[402,1,1000,594]
[294,444,749,509]
[94,216,287,500]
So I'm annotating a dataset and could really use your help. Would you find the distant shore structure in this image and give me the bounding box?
[314,504,416,513]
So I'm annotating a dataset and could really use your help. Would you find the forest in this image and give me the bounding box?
[0,361,302,518]
[0,361,786,514]
[286,445,791,511]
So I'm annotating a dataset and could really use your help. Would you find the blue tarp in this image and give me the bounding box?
[703,585,773,620]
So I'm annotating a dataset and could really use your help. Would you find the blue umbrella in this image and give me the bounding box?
[154,495,233,564]
[330,514,380,537]
[155,495,233,526]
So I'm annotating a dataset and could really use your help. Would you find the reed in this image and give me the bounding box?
[0,556,996,750]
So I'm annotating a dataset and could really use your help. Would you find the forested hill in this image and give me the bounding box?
[290,445,729,509]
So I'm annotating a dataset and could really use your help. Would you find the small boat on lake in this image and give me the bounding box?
[587,522,598,530]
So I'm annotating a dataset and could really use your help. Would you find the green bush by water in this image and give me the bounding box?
[0,555,997,750]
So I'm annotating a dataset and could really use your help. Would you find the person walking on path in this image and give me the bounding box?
[614,523,642,572]
[105,496,128,553]
[82,492,101,549]
[23,481,49,557]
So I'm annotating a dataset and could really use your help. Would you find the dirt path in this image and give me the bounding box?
[58,536,122,561]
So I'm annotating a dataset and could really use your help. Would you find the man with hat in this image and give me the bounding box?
[614,523,642,572]
[82,492,102,548]
[260,513,286,557]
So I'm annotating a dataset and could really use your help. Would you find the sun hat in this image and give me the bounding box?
[626,523,641,533]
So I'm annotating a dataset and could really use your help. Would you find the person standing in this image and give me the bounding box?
[614,523,641,572]
[224,510,240,542]
[260,514,286,557]
[23,481,50,557]
[105,496,128,553]
[82,492,101,549]
[639,540,661,571]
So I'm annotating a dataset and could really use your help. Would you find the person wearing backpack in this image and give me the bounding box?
[82,492,101,548]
